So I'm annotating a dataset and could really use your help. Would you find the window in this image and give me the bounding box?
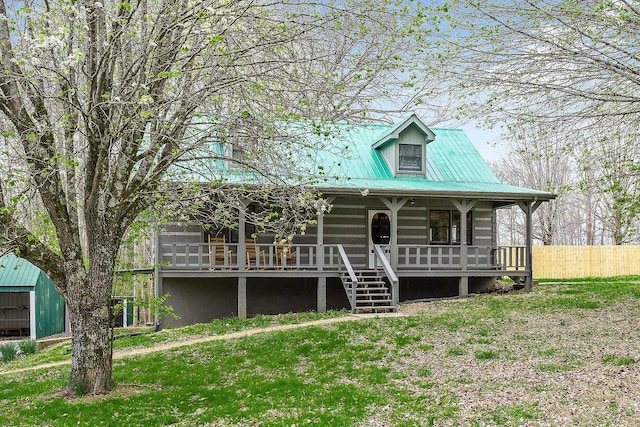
[231,144,245,161]
[399,144,422,171]
[429,210,472,245]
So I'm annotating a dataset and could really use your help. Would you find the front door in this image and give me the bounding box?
[368,210,391,268]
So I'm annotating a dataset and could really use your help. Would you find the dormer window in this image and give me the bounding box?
[371,113,434,176]
[399,144,422,171]
[223,142,247,168]
[231,144,245,162]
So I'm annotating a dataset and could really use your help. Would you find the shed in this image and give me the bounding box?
[0,254,65,339]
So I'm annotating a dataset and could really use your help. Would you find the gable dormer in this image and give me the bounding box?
[372,114,436,177]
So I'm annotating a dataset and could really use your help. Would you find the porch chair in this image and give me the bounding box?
[208,235,232,270]
[275,240,298,269]
[245,238,266,269]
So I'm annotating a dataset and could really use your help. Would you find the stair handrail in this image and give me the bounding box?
[373,244,399,306]
[337,244,358,311]
[337,244,358,285]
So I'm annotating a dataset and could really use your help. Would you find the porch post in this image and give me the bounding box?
[316,208,327,313]
[458,276,469,297]
[317,277,327,313]
[452,200,477,272]
[238,204,247,271]
[517,199,542,292]
[317,197,334,271]
[238,277,247,319]
[153,228,162,328]
[317,209,325,271]
[381,197,408,270]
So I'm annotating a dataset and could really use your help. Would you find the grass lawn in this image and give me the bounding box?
[1,277,640,426]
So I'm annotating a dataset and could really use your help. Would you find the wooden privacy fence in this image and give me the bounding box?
[532,246,640,279]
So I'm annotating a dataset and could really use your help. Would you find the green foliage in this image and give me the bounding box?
[474,350,499,361]
[130,293,179,323]
[536,363,575,373]
[0,343,17,362]
[18,339,37,355]
[446,346,466,356]
[602,355,635,366]
[68,375,89,397]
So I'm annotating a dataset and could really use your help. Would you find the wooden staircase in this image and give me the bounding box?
[340,269,396,314]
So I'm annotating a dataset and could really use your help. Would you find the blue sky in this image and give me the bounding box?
[461,123,505,162]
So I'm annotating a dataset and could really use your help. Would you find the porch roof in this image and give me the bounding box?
[318,178,552,200]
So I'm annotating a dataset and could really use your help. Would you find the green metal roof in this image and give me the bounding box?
[307,118,552,200]
[180,114,553,201]
[0,254,41,287]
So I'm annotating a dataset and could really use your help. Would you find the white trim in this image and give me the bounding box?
[29,291,36,340]
[372,113,436,148]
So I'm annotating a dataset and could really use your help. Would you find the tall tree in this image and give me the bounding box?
[0,0,430,394]
[427,0,640,242]
[492,124,573,245]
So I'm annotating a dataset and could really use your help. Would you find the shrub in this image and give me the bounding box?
[19,339,37,355]
[0,343,17,362]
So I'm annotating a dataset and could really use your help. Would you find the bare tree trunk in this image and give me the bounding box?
[66,238,117,395]
[67,283,112,394]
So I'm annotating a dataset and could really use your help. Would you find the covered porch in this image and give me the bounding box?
[155,195,543,319]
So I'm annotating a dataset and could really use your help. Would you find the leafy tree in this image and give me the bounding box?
[0,0,430,394]
[429,0,640,243]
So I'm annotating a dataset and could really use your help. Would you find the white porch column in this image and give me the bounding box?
[517,199,542,292]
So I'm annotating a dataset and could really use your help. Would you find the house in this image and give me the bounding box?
[0,254,66,339]
[155,114,553,326]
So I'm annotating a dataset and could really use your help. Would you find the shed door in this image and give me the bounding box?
[368,210,391,268]
[0,292,31,338]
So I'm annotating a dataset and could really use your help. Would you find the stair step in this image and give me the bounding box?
[343,280,387,286]
[351,289,390,295]
[355,291,391,296]
[340,268,396,313]
[344,284,388,290]
[341,274,383,279]
[354,306,397,313]
[356,295,391,303]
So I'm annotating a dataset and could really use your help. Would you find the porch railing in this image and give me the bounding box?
[160,242,529,272]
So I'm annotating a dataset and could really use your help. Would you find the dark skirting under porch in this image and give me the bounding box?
[160,275,498,327]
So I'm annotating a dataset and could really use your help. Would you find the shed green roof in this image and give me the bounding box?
[0,254,42,287]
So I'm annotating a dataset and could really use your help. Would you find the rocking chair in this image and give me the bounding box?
[208,235,232,270]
